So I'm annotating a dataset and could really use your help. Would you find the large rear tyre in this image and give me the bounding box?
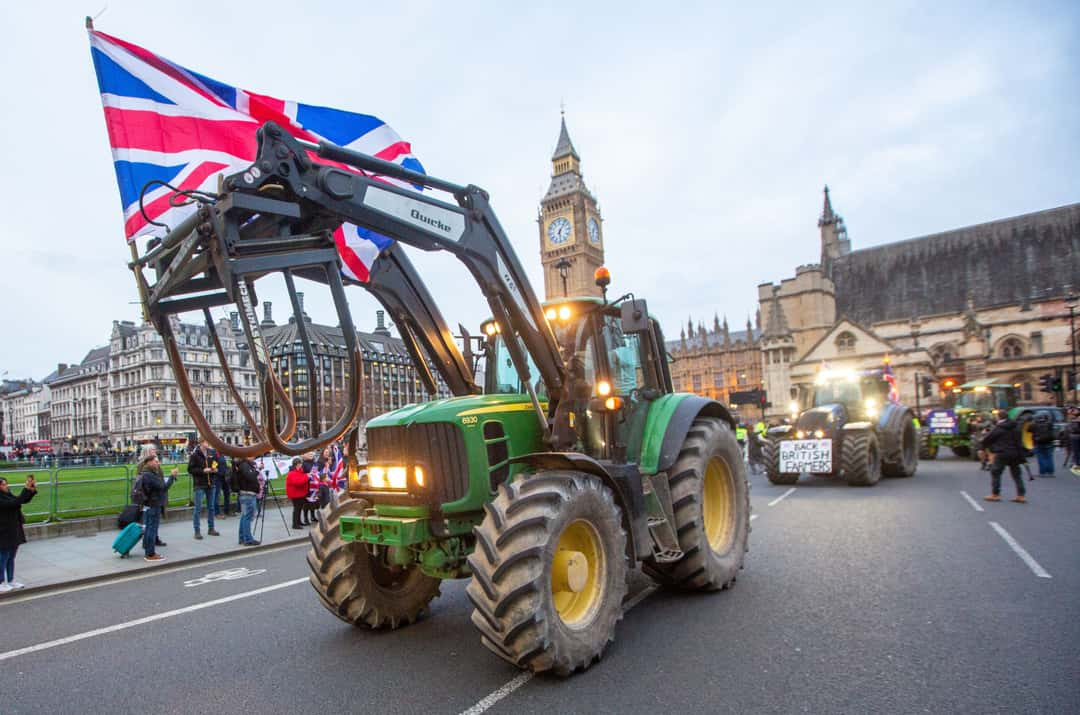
[644,417,750,591]
[918,431,938,460]
[466,471,628,676]
[883,417,918,478]
[951,445,972,459]
[307,490,441,629]
[763,437,799,485]
[842,431,881,487]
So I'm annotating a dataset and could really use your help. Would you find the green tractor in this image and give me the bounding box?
[921,380,1017,459]
[130,122,750,675]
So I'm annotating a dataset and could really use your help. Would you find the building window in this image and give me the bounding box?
[1000,337,1023,359]
[835,331,856,354]
[1030,332,1043,354]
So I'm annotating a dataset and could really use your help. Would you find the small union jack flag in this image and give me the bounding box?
[87,28,424,282]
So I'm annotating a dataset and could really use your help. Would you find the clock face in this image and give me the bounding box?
[588,217,600,244]
[547,217,572,245]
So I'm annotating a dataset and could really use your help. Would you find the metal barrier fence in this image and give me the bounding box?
[0,462,192,524]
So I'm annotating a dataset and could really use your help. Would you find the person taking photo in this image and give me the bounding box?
[0,474,37,591]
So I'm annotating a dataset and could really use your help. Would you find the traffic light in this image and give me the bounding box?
[1039,373,1054,393]
[1052,375,1064,393]
[1068,370,1077,392]
[758,390,768,408]
[919,375,934,398]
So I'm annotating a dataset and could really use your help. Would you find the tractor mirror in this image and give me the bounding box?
[620,299,650,334]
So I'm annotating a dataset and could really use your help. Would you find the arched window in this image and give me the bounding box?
[1000,337,1024,359]
[835,331,856,354]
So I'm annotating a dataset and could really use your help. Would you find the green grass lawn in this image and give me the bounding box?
[1,463,197,523]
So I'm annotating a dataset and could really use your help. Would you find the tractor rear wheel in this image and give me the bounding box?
[645,417,750,590]
[763,437,799,485]
[466,471,628,676]
[307,490,441,629]
[951,445,972,458]
[919,431,938,460]
[883,418,918,478]
[842,430,881,486]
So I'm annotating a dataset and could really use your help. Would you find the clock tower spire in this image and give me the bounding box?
[539,112,604,299]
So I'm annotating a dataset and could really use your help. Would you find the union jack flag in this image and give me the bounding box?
[882,356,900,403]
[330,444,346,491]
[87,29,424,282]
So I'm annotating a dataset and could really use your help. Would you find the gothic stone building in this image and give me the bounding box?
[667,315,763,418]
[758,188,1080,418]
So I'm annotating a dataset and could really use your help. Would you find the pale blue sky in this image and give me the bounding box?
[1,0,1077,378]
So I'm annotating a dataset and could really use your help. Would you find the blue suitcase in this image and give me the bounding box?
[113,522,143,558]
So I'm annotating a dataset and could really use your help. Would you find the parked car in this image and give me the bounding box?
[1011,405,1068,446]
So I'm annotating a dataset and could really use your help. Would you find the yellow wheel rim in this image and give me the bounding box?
[551,519,605,628]
[702,457,736,553]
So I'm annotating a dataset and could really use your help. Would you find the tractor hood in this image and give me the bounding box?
[366,393,542,429]
[796,405,845,432]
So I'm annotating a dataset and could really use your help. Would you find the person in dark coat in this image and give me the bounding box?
[139,455,178,561]
[0,474,37,591]
[187,439,219,540]
[981,415,1027,503]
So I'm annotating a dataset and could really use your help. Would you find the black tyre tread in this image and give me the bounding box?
[643,417,751,591]
[763,437,799,485]
[307,490,441,629]
[882,416,918,478]
[466,471,628,676]
[841,430,881,487]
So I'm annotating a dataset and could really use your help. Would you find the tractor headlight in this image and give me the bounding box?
[814,429,825,439]
[864,398,878,418]
[368,465,409,490]
[796,430,806,439]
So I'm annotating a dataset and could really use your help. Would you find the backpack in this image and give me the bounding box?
[1033,414,1054,443]
[130,474,147,507]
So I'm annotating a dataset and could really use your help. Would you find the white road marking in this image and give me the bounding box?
[768,488,796,507]
[183,567,268,588]
[960,491,985,512]
[459,673,533,715]
[989,522,1052,579]
[0,577,308,662]
[0,541,307,606]
[750,514,759,521]
[459,583,660,714]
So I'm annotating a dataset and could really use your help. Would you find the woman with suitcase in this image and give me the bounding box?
[0,474,37,591]
[138,454,178,562]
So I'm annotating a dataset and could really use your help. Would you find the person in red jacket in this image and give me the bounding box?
[285,458,310,529]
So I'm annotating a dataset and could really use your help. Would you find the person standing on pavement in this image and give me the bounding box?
[213,451,232,518]
[139,454,178,562]
[0,475,37,591]
[285,457,309,528]
[1030,412,1056,477]
[235,455,262,546]
[187,439,220,540]
[981,414,1028,503]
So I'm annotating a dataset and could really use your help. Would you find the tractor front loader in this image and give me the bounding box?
[126,121,750,675]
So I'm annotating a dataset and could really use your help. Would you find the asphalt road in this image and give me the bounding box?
[2,454,1078,714]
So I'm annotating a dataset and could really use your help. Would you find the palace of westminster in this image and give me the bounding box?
[3,117,1079,448]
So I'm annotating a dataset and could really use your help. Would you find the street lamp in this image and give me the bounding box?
[555,257,573,297]
[1066,292,1078,404]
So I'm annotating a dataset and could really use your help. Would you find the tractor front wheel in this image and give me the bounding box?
[645,417,750,590]
[466,471,628,676]
[919,431,938,460]
[883,418,918,478]
[307,490,441,629]
[763,437,799,485]
[842,430,881,487]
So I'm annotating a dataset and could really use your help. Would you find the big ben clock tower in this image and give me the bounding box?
[539,113,605,299]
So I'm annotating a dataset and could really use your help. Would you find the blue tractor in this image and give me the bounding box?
[764,368,919,486]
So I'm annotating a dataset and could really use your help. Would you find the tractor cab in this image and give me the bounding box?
[947,381,1017,415]
[808,369,892,424]
[481,295,672,463]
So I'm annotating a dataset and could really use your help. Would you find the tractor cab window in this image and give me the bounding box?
[602,316,645,395]
[812,380,861,407]
[487,335,548,399]
[955,388,1012,412]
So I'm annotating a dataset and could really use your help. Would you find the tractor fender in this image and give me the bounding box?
[767,425,794,438]
[508,452,647,562]
[841,421,874,431]
[650,395,736,474]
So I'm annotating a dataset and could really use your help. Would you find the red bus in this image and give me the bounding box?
[25,440,52,454]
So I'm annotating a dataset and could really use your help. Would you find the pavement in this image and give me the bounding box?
[5,498,307,593]
[1,454,1078,715]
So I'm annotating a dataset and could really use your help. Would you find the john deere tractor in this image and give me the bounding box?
[764,368,918,486]
[127,121,750,676]
[921,380,1017,459]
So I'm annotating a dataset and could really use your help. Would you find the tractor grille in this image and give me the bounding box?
[366,423,470,505]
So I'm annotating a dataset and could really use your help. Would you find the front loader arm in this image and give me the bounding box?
[230,121,567,436]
